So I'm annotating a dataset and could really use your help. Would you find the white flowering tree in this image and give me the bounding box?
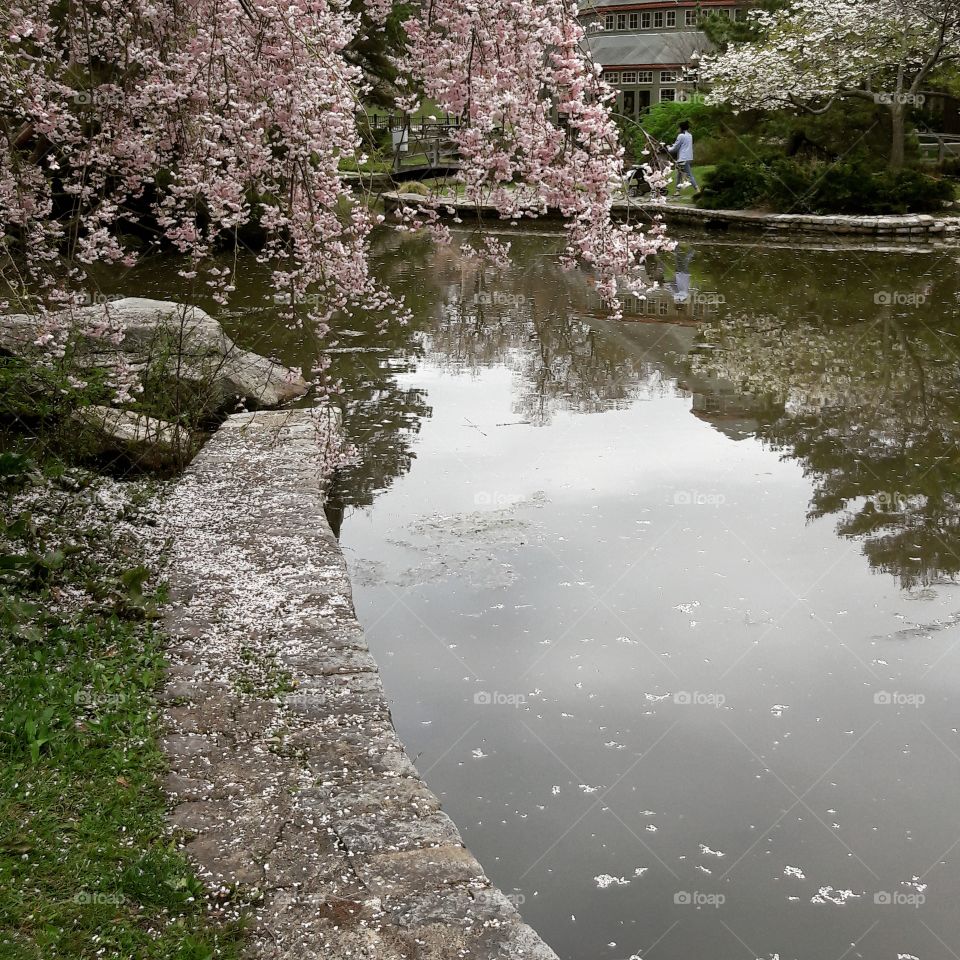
[701,0,960,169]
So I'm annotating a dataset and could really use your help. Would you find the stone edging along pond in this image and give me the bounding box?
[160,409,559,960]
[382,190,960,238]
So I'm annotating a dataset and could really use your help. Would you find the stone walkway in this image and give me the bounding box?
[381,190,960,238]
[160,409,558,959]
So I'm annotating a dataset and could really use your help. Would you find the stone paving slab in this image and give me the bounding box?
[161,409,559,960]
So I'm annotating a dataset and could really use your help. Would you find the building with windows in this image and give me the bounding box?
[580,1,747,119]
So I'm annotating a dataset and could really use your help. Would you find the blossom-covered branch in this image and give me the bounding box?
[403,0,670,302]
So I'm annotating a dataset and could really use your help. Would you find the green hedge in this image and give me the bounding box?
[697,158,954,214]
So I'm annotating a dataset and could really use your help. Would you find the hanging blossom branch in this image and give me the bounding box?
[1,0,668,375]
[1,0,390,381]
[402,0,671,303]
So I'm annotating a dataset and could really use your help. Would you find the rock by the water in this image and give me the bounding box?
[0,298,307,410]
[71,405,192,469]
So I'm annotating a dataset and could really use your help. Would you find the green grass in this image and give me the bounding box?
[338,154,393,174]
[669,165,716,202]
[0,456,244,960]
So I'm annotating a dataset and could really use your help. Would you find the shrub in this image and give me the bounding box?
[937,156,960,178]
[759,99,901,169]
[695,159,771,210]
[697,157,954,214]
[641,99,732,145]
[885,167,956,212]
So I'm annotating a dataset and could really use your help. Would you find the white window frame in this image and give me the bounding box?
[659,88,677,102]
[653,10,664,27]
[685,9,698,25]
[603,13,614,29]
[637,70,654,84]
[660,70,679,83]
[616,12,627,29]
[629,12,638,28]
[641,11,651,28]
[621,71,638,84]
[666,10,676,26]
[606,71,621,84]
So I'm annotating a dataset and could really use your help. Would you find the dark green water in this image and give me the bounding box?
[118,230,960,960]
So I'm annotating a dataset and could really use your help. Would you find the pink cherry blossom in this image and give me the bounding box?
[2,0,669,391]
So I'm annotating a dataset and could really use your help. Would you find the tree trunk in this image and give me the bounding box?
[890,101,906,170]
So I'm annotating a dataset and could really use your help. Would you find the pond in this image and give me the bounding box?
[123,229,960,960]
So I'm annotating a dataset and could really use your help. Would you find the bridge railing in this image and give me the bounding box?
[370,114,463,134]
[383,121,462,174]
[918,132,960,164]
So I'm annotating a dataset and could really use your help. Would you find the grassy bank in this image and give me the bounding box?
[0,452,243,960]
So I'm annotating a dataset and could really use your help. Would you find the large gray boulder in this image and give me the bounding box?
[0,298,307,410]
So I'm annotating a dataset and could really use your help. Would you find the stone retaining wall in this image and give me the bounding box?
[382,191,960,238]
[625,200,960,237]
[160,409,558,960]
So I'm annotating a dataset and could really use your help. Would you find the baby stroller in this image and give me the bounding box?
[623,127,674,198]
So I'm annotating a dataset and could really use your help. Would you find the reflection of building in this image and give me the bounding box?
[686,383,770,441]
[617,290,717,323]
[579,1,747,118]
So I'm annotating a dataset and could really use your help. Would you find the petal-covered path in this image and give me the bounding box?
[160,409,558,959]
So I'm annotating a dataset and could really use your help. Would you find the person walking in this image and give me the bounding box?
[667,121,698,197]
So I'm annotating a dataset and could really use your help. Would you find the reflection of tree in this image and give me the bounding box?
[419,236,678,424]
[689,311,960,589]
[328,232,435,510]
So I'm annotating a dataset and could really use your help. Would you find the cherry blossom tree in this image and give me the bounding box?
[701,0,960,169]
[0,0,668,370]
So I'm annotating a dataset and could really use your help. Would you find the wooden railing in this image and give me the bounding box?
[372,116,463,174]
[370,114,463,134]
[918,132,960,164]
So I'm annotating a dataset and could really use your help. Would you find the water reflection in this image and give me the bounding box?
[687,308,960,589]
[356,234,960,590]
[420,243,723,425]
[340,233,960,960]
